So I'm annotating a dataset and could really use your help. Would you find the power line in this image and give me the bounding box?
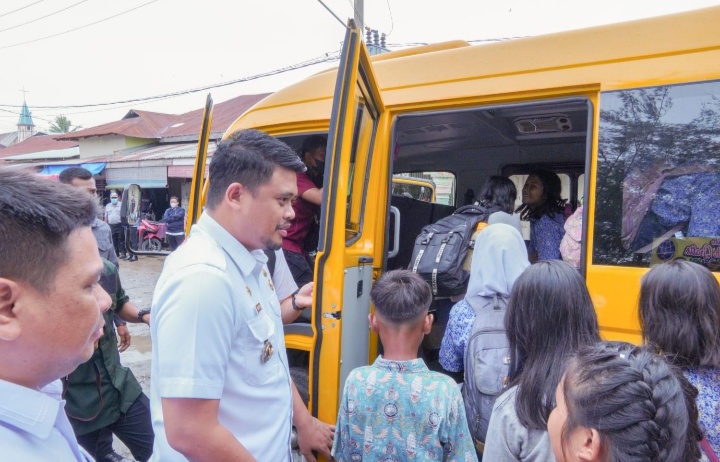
[385,0,394,36]
[0,0,158,50]
[0,0,90,34]
[1,52,341,111]
[0,107,55,124]
[316,0,345,28]
[0,0,46,18]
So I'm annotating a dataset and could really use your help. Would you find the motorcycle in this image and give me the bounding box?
[137,218,167,251]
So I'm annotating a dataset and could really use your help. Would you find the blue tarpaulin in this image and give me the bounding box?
[39,162,106,176]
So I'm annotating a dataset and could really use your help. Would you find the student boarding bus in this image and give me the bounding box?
[124,6,720,436]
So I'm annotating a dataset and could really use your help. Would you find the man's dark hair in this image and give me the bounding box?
[370,270,432,324]
[477,175,517,214]
[505,260,600,430]
[300,134,327,156]
[206,129,306,209]
[59,166,93,184]
[639,259,720,368]
[0,168,97,294]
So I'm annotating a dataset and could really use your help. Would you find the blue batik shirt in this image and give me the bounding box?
[439,299,475,373]
[685,367,720,455]
[529,213,566,260]
[332,356,478,462]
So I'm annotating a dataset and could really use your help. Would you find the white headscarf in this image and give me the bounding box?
[466,223,530,308]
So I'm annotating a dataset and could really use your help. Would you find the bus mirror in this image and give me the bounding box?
[121,184,142,226]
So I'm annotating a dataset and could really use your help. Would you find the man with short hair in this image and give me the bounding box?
[60,167,120,268]
[0,168,112,460]
[150,129,334,461]
[63,169,155,462]
[105,190,126,259]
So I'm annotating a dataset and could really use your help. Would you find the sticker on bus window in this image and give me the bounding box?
[651,237,720,271]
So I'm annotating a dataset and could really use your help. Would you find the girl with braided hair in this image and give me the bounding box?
[548,341,703,462]
[639,260,720,456]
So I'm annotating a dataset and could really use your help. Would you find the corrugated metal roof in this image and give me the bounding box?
[0,131,18,148]
[0,134,78,159]
[2,147,79,161]
[89,142,217,165]
[55,110,181,141]
[160,93,270,141]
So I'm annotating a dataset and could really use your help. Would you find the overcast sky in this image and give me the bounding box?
[2,0,719,133]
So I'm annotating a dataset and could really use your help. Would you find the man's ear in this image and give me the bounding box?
[368,312,379,333]
[225,183,247,209]
[0,279,22,342]
[576,427,602,461]
[422,312,433,335]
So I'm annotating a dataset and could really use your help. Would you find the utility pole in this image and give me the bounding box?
[354,0,363,30]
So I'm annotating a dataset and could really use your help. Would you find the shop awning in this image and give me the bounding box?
[39,162,106,176]
[105,179,168,190]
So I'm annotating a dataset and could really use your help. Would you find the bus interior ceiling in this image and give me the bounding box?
[392,98,591,202]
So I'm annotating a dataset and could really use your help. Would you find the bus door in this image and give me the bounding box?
[311,20,387,424]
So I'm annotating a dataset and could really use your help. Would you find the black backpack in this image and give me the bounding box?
[408,204,494,296]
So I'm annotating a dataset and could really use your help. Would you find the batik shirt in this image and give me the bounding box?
[439,299,475,373]
[332,356,477,462]
[685,367,720,455]
[528,213,566,260]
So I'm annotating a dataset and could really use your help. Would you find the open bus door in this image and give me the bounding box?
[120,94,213,254]
[310,20,387,425]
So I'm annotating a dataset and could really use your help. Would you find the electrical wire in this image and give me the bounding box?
[0,0,46,18]
[0,0,90,34]
[0,107,55,124]
[385,0,394,36]
[0,0,158,50]
[1,52,341,111]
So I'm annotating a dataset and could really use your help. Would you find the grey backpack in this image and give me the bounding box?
[462,295,511,447]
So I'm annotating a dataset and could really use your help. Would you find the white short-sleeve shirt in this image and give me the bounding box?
[149,213,293,462]
[0,379,93,461]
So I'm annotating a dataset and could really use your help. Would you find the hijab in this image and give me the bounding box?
[466,223,530,308]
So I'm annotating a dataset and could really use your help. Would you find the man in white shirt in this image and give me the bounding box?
[0,168,112,461]
[150,129,333,462]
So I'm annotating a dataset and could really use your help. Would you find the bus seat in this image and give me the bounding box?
[387,195,434,270]
[430,203,455,223]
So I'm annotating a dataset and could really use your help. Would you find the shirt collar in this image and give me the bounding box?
[0,379,64,439]
[373,356,428,374]
[195,213,268,276]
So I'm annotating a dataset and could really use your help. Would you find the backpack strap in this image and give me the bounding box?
[264,249,277,278]
[701,436,720,462]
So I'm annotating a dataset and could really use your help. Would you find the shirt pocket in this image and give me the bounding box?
[241,313,280,386]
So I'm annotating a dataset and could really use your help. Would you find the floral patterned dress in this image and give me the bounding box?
[332,356,478,461]
[685,367,720,455]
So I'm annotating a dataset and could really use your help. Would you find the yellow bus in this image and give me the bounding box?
[131,6,720,438]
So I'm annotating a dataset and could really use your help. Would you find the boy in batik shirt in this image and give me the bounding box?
[332,270,477,461]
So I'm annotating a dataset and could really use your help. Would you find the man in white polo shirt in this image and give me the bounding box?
[0,168,112,461]
[150,129,333,461]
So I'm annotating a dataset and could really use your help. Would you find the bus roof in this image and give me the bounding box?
[227,5,720,136]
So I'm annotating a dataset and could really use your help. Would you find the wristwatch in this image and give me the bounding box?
[137,308,151,323]
[291,289,305,311]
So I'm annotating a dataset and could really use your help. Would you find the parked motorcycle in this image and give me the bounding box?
[138,219,167,251]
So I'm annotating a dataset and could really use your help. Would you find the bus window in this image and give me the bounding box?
[594,80,720,270]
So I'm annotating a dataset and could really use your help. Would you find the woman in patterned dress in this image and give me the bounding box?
[516,169,567,262]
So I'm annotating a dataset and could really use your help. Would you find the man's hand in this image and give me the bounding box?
[295,282,314,310]
[116,324,131,352]
[296,416,334,462]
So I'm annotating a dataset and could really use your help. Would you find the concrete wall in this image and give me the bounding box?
[79,135,154,159]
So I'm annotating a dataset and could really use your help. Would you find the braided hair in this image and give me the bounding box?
[561,342,702,462]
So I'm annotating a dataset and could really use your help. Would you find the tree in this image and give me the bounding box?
[48,115,80,133]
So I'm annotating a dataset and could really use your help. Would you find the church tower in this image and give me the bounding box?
[17,99,35,143]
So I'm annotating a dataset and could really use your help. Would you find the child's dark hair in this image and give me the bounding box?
[561,342,702,462]
[477,175,517,214]
[370,270,432,324]
[506,260,600,430]
[516,168,566,220]
[639,259,720,369]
